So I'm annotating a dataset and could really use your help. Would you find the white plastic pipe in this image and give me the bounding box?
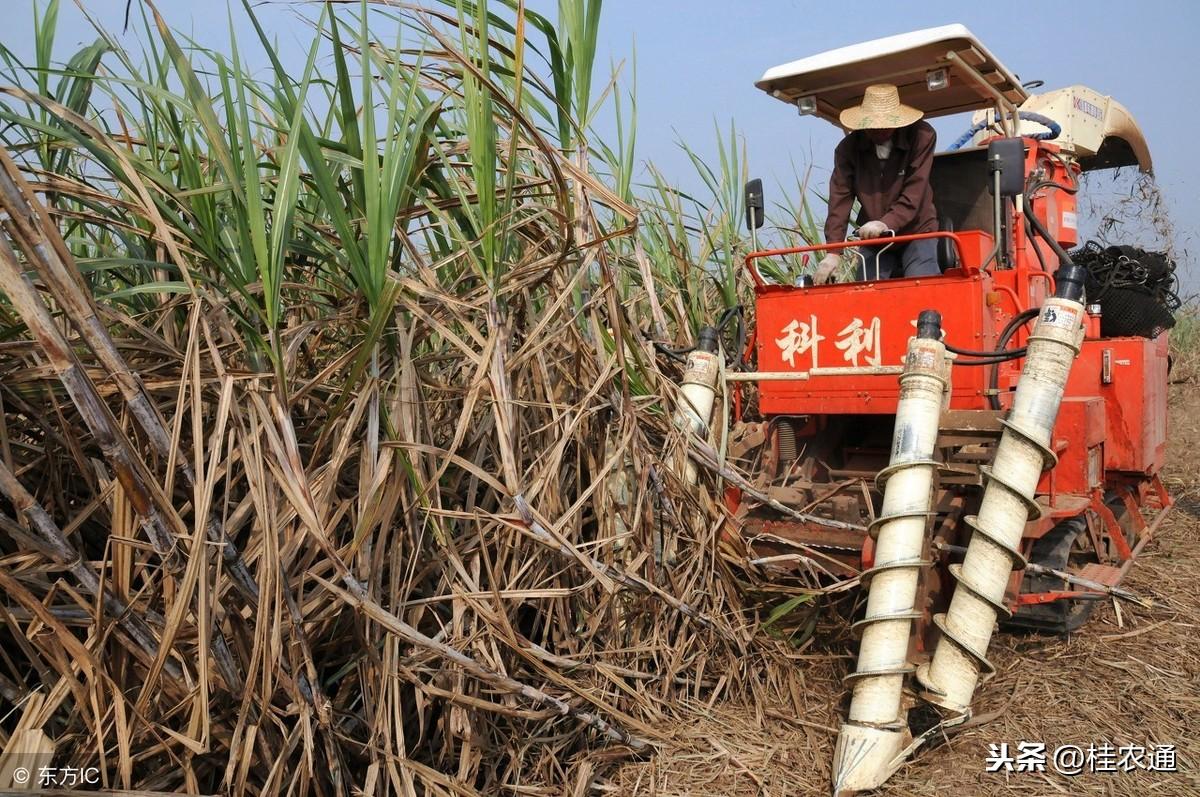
[832,315,948,794]
[674,348,719,485]
[917,294,1085,713]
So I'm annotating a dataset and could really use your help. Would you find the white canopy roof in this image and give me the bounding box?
[756,24,1028,126]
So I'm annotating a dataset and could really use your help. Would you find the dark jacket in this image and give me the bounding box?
[823,120,938,244]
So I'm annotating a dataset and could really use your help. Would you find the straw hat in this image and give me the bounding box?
[839,84,923,130]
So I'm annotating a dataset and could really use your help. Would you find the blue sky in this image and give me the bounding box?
[9,0,1197,291]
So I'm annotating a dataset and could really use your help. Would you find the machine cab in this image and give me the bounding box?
[744,24,1154,417]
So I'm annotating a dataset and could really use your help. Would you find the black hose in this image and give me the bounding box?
[653,341,692,363]
[987,307,1040,409]
[1028,177,1077,196]
[954,357,1023,367]
[652,305,747,368]
[996,308,1040,349]
[967,177,1076,405]
[1025,179,1078,256]
[1024,186,1077,268]
[943,303,1037,369]
[717,305,747,370]
[955,354,1022,364]
[944,341,1027,360]
[1024,214,1050,273]
[1020,177,1076,275]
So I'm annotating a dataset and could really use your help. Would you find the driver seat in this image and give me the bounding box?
[937,214,959,271]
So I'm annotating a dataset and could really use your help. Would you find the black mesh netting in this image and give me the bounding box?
[1071,241,1180,339]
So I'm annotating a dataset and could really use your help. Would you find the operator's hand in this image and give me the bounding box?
[857,220,890,239]
[813,252,841,285]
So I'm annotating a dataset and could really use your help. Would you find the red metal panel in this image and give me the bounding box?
[947,230,994,265]
[1063,335,1169,474]
[755,271,994,415]
[1037,397,1104,497]
[1026,141,1080,250]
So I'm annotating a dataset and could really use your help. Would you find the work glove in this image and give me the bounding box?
[813,252,841,285]
[857,220,890,239]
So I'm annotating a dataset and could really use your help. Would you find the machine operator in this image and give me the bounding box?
[814,83,940,284]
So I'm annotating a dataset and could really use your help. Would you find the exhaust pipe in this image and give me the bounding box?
[832,310,949,794]
[917,265,1087,713]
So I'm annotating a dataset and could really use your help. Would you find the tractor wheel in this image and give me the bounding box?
[1004,515,1100,634]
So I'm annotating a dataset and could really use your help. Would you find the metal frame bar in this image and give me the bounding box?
[944,50,1022,136]
[726,365,905,382]
[743,230,967,287]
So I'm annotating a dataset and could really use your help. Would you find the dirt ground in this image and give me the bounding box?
[606,384,1200,797]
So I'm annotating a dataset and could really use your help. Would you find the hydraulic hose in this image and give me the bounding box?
[653,306,746,369]
[917,266,1087,714]
[943,342,1027,360]
[943,319,1034,377]
[1002,172,1077,403]
[948,111,1062,151]
[987,308,1040,410]
[832,310,949,794]
[1025,196,1076,268]
[955,356,1023,367]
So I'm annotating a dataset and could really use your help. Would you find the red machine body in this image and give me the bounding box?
[753,141,1062,412]
[730,137,1171,627]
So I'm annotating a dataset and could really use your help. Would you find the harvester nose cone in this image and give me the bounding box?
[831,724,910,794]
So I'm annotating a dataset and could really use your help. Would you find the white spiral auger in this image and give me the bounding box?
[916,265,1088,714]
[832,310,950,795]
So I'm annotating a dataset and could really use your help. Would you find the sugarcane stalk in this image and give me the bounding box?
[0,148,261,606]
[0,233,182,563]
[315,573,651,751]
[0,459,178,678]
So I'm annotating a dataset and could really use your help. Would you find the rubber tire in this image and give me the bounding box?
[1004,515,1098,634]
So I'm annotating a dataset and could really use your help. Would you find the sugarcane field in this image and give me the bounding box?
[1,1,1198,795]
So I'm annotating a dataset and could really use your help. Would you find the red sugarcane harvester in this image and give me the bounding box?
[669,24,1174,794]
